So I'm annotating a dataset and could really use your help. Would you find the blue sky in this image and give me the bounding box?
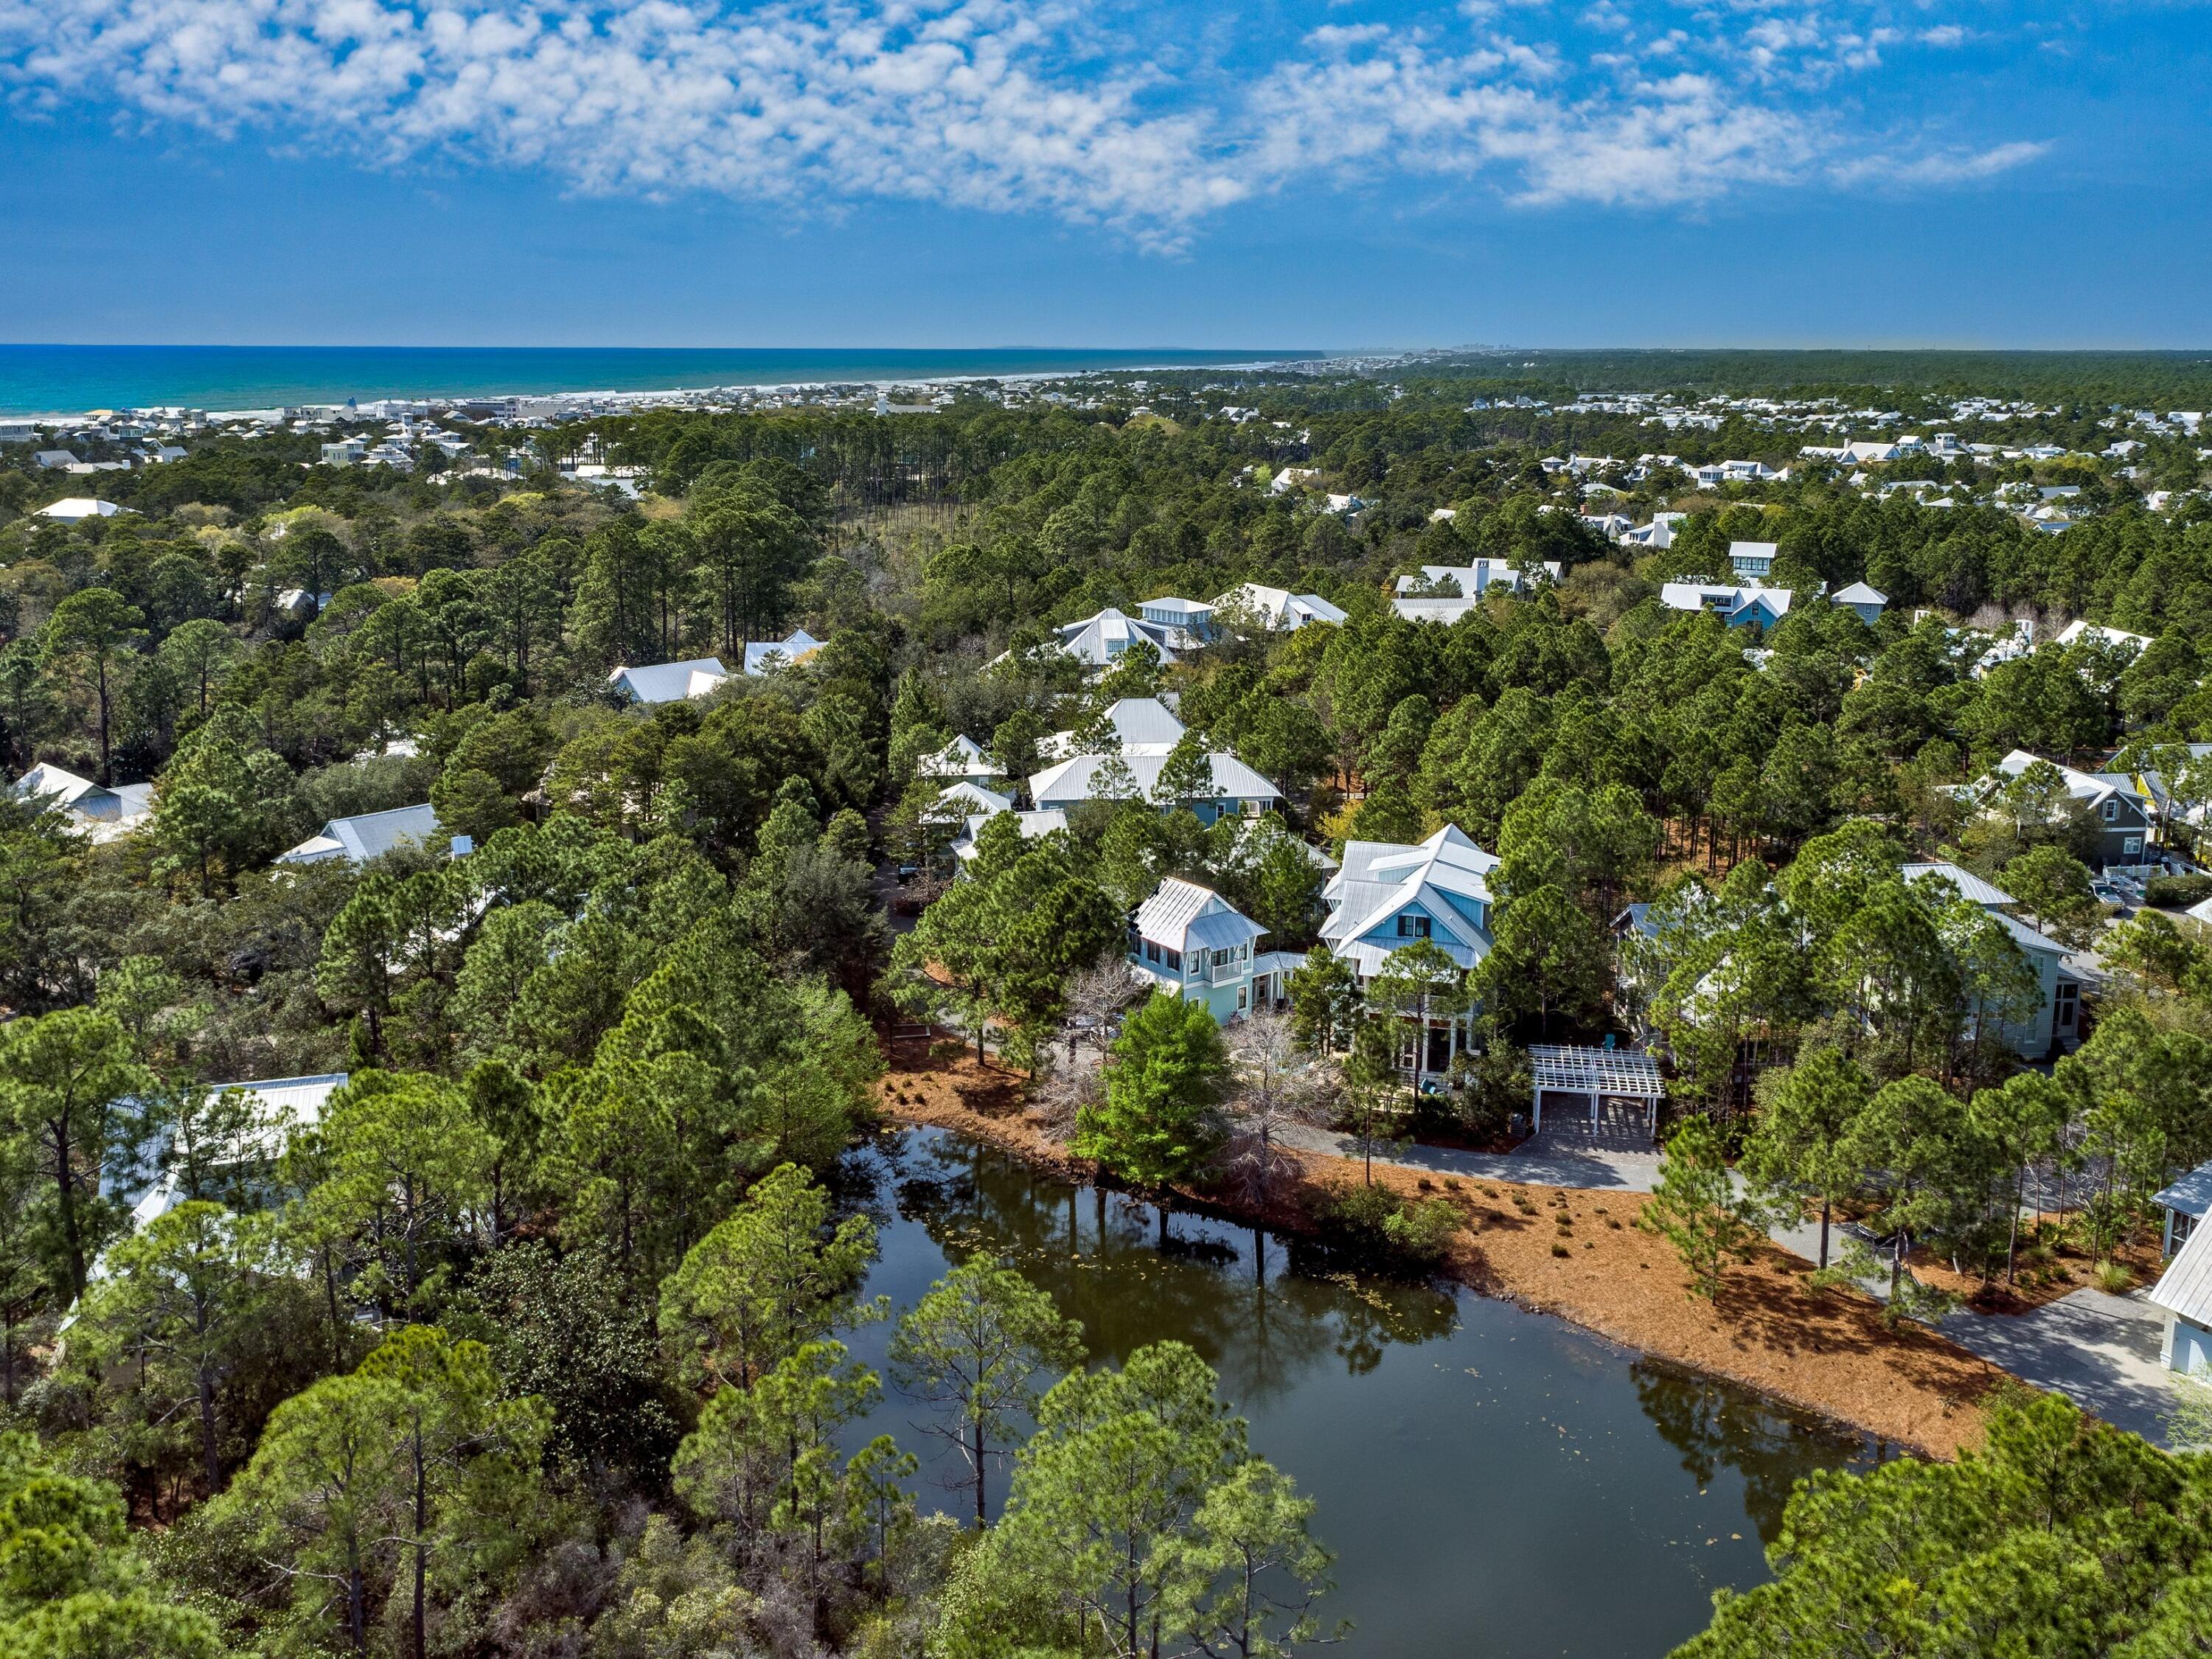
[1,0,2207,347]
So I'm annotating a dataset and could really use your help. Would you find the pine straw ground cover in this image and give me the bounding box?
[872,1042,2006,1459]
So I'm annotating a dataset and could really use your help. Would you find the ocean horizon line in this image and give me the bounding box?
[0,344,1343,418]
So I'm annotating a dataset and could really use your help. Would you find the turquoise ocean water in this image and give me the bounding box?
[0,345,1318,416]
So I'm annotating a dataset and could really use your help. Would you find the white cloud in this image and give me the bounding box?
[0,0,2051,247]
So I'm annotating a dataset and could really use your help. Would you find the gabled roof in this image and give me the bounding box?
[1902,861,2017,909]
[1216,584,1346,630]
[1051,607,1184,668]
[1833,581,1888,606]
[1994,751,2147,815]
[916,734,999,779]
[15,761,110,810]
[278,802,442,866]
[1095,697,1188,748]
[1133,878,1265,954]
[928,781,1015,821]
[1728,540,1779,562]
[611,657,729,704]
[950,810,1068,860]
[1321,824,1498,971]
[1028,751,1281,808]
[742,628,823,675]
[2151,1216,2212,1329]
[108,1073,351,1237]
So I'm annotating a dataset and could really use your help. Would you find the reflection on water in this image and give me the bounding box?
[836,1128,1872,1658]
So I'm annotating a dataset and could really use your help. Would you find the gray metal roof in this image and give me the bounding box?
[611,657,728,703]
[2155,1158,2212,1220]
[1133,878,1263,953]
[1903,861,2017,908]
[2152,1215,2212,1328]
[279,802,442,866]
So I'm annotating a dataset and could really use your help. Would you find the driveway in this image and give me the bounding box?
[1270,1116,1662,1193]
[1938,1290,2180,1445]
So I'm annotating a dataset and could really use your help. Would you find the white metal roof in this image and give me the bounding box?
[1134,878,1264,953]
[611,656,729,703]
[277,803,441,866]
[1833,581,1888,605]
[1028,750,1281,808]
[2152,1217,2212,1328]
[741,629,823,675]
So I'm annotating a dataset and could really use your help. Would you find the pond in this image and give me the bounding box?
[836,1127,1879,1658]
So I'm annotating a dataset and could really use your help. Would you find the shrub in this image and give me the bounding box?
[1552,1242,1571,1258]
[2148,873,2212,908]
[2096,1259,2135,1294]
[1316,1180,1462,1264]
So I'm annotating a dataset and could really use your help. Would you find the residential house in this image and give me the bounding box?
[914,734,1003,786]
[1138,597,1215,641]
[949,809,1068,870]
[1037,695,1192,763]
[1832,581,1888,626]
[1658,582,1795,629]
[928,781,1015,824]
[2055,619,2154,658]
[2154,1158,2212,1258]
[1043,605,1199,670]
[13,762,153,842]
[1214,583,1346,633]
[607,630,823,703]
[2150,1220,2212,1377]
[1986,751,2154,868]
[320,437,369,467]
[32,449,78,468]
[1728,540,1779,582]
[1902,862,2082,1056]
[1028,746,1281,823]
[609,657,735,704]
[34,498,130,521]
[1127,879,1267,1023]
[277,802,445,866]
[107,1074,351,1239]
[1395,560,1561,599]
[1319,825,1497,1084]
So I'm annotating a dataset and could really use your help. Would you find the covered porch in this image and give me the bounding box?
[1528,1045,1663,1137]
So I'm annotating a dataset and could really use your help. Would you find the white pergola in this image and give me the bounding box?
[1528,1045,1664,1135]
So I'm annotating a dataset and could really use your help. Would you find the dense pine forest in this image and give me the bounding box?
[4,353,2212,1658]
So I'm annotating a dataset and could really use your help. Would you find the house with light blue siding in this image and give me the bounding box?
[1319,824,1498,1085]
[1127,879,1265,1023]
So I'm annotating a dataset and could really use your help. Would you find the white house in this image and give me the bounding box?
[1215,583,1346,633]
[610,657,734,704]
[949,809,1068,869]
[927,781,1015,823]
[1138,597,1215,640]
[915,734,1003,786]
[1127,879,1267,1023]
[34,498,131,522]
[13,762,153,842]
[1658,582,1794,629]
[2055,620,2154,658]
[1394,560,1560,599]
[106,1074,352,1240]
[1728,540,1779,582]
[1319,824,1498,1085]
[277,803,445,866]
[608,630,822,703]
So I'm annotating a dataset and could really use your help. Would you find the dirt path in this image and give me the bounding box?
[872,1042,2008,1458]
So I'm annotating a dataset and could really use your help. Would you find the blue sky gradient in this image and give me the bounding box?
[1,0,2206,347]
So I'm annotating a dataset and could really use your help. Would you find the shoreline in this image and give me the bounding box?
[0,347,1348,422]
[874,1053,2008,1461]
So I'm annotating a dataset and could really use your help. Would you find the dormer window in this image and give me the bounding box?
[1396,914,1430,939]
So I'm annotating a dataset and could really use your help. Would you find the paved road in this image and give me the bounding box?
[1274,1116,2185,1444]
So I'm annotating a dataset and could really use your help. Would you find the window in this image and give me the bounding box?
[1144,940,1161,964]
[2125,836,2143,855]
[1165,948,1183,972]
[2102,799,2118,822]
[2055,981,2079,1032]
[1396,914,1430,939]
[1237,987,1248,1010]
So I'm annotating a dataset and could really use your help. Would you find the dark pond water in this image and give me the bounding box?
[836,1127,1878,1658]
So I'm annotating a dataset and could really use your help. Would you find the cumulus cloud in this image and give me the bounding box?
[0,0,2048,246]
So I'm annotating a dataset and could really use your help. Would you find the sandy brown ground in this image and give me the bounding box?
[874,1040,2007,1458]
